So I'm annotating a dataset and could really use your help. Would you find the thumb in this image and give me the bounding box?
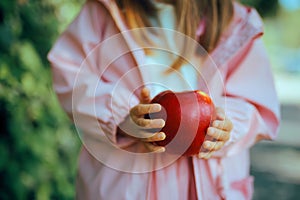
[140,87,151,104]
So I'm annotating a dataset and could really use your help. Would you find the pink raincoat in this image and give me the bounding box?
[48,0,280,199]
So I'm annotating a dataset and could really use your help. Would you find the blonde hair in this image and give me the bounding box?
[117,0,234,70]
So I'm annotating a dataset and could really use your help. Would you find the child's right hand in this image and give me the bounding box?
[118,88,166,153]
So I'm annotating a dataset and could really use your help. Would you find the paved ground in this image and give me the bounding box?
[250,104,300,200]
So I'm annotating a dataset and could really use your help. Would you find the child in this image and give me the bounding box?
[48,0,280,199]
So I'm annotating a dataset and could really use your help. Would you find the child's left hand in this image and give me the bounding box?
[198,107,233,159]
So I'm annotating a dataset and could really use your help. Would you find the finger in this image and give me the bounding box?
[141,132,166,142]
[198,152,214,159]
[207,127,230,142]
[144,142,165,153]
[203,141,225,152]
[215,107,225,120]
[141,87,151,104]
[134,118,165,129]
[131,104,161,116]
[127,130,157,139]
[212,118,233,132]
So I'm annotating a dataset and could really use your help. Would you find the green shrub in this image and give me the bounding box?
[0,0,82,199]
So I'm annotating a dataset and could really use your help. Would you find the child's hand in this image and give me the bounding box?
[119,88,166,153]
[199,107,233,159]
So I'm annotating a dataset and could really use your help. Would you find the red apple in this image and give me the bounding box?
[147,90,215,156]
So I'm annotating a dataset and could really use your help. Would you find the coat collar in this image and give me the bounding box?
[96,0,146,66]
[96,0,263,71]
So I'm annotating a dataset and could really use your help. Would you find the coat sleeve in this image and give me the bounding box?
[214,35,280,157]
[47,0,140,148]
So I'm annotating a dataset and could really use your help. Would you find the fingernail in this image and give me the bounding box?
[208,128,215,135]
[205,142,211,149]
[156,147,165,153]
[160,120,165,127]
[159,132,166,140]
[213,121,219,127]
[154,119,165,127]
[153,104,161,112]
[219,114,225,120]
[199,152,212,159]
[198,153,206,159]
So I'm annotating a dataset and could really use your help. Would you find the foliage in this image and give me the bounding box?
[241,0,279,17]
[0,0,83,199]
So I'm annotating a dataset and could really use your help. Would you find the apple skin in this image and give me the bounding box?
[147,90,215,156]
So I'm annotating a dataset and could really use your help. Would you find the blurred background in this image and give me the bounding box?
[0,0,299,199]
